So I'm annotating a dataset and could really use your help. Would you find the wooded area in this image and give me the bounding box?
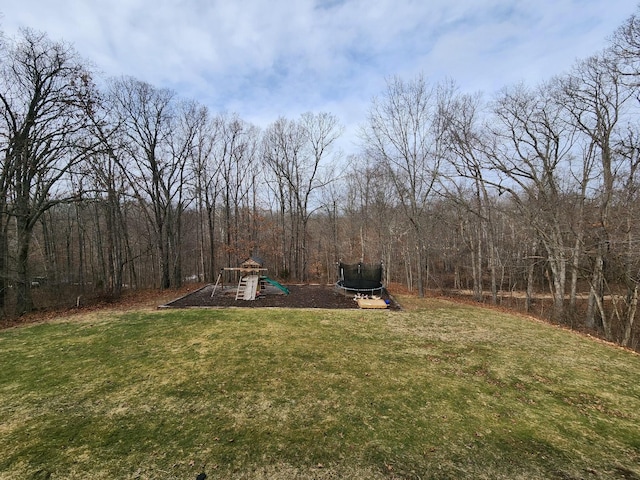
[2,11,640,349]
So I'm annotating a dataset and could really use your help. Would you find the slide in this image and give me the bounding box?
[261,276,290,295]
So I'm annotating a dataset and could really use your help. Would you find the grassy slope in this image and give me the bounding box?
[0,297,639,479]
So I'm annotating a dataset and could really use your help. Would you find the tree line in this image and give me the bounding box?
[2,10,640,349]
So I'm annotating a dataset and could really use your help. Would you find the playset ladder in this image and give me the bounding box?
[235,275,259,300]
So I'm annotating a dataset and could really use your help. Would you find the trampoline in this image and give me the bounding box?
[335,262,384,296]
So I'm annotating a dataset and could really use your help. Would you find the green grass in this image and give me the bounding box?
[1,298,639,479]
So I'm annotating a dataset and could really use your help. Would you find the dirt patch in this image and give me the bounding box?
[162,283,401,310]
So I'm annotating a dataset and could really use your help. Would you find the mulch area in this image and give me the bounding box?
[162,283,401,310]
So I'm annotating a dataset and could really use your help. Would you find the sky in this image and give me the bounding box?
[1,0,638,155]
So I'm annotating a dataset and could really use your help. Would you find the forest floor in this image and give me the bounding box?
[162,283,402,310]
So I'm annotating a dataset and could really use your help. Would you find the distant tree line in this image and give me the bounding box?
[2,10,640,349]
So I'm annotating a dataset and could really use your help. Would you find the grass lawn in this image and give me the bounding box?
[1,296,639,479]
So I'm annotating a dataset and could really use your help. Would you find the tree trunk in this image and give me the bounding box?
[160,239,171,289]
[489,244,498,305]
[544,232,567,321]
[171,205,183,288]
[622,284,638,347]
[569,232,583,312]
[525,258,536,313]
[40,213,58,284]
[104,201,116,295]
[207,203,216,283]
[415,230,426,298]
[586,252,604,330]
[0,226,7,314]
[472,229,483,302]
[76,204,86,290]
[549,254,566,321]
[15,217,34,315]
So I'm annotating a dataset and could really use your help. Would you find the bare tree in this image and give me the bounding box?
[442,91,502,302]
[341,152,402,285]
[607,9,640,345]
[610,6,640,84]
[361,74,453,297]
[297,112,342,280]
[263,112,342,281]
[81,83,138,297]
[262,117,302,278]
[107,76,188,289]
[212,113,261,268]
[487,81,580,320]
[561,53,635,335]
[0,29,98,315]
[189,109,221,282]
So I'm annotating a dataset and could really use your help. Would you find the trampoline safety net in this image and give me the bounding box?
[337,262,383,291]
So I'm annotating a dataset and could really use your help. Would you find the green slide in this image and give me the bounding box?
[261,276,290,295]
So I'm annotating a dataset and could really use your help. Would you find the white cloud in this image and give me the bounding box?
[1,0,637,152]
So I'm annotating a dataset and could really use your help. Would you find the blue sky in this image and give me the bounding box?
[1,0,638,154]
